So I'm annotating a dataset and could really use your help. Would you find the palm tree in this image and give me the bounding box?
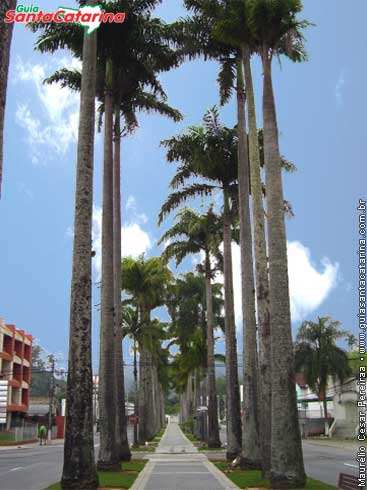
[249,1,310,485]
[122,305,169,438]
[121,305,140,446]
[346,332,357,351]
[172,2,260,464]
[295,317,351,424]
[159,207,222,447]
[33,2,182,464]
[121,255,173,442]
[159,108,242,458]
[61,18,99,490]
[146,317,171,433]
[209,0,270,471]
[112,88,181,459]
[98,58,120,471]
[112,100,130,462]
[0,0,17,199]
[167,272,224,437]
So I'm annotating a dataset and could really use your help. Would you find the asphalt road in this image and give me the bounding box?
[219,426,359,486]
[303,440,359,486]
[0,428,360,490]
[0,443,64,490]
[0,427,134,490]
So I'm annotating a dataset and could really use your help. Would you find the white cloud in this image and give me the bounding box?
[287,241,339,323]
[121,223,152,257]
[212,243,242,326]
[334,69,346,109]
[17,182,34,200]
[125,194,148,224]
[126,195,136,210]
[65,226,74,239]
[92,205,152,280]
[220,240,339,331]
[162,238,171,250]
[13,57,80,163]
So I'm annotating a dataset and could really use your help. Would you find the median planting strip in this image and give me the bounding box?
[46,461,147,489]
[180,424,225,452]
[130,424,167,453]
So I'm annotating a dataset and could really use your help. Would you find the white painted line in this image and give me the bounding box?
[344,462,358,468]
[10,467,23,471]
[153,471,209,474]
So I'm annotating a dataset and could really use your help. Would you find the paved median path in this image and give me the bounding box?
[131,421,237,490]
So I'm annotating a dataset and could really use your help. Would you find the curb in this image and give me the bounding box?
[204,460,239,490]
[0,439,37,447]
[304,440,359,451]
[130,461,155,490]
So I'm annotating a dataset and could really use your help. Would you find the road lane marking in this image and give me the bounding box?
[344,463,358,468]
[153,471,209,474]
[10,467,24,471]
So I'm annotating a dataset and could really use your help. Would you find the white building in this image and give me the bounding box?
[296,373,363,439]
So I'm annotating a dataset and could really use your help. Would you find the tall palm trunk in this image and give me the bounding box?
[138,308,155,442]
[180,390,187,423]
[243,47,271,475]
[0,0,16,199]
[113,106,131,462]
[205,252,220,448]
[145,352,156,440]
[133,339,138,446]
[193,369,200,411]
[61,21,98,490]
[151,363,160,433]
[222,187,241,459]
[186,375,193,418]
[236,57,261,469]
[262,49,306,488]
[97,60,119,471]
[138,344,149,442]
[160,385,165,427]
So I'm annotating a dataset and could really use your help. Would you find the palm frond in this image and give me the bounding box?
[158,184,215,224]
[43,68,81,92]
[162,241,202,266]
[217,57,236,105]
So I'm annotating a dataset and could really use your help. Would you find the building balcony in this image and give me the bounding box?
[8,379,21,388]
[13,355,22,365]
[7,404,27,413]
[0,351,12,362]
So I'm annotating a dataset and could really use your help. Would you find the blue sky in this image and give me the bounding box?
[0,0,365,373]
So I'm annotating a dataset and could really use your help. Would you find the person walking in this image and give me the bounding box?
[39,424,47,446]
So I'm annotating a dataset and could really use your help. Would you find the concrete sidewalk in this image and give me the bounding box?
[131,421,237,490]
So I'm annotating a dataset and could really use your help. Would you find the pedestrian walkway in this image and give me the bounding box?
[131,421,237,490]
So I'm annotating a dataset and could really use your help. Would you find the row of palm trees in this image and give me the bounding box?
[26,1,183,487]
[156,1,308,485]
[0,1,312,488]
[121,255,172,442]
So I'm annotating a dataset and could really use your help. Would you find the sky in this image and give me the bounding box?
[0,0,365,374]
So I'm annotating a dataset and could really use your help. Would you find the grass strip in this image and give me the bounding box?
[47,460,147,489]
[214,464,337,490]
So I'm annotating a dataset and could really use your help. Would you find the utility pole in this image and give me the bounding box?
[48,356,55,443]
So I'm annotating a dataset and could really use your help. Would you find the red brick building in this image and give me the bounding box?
[0,318,32,428]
